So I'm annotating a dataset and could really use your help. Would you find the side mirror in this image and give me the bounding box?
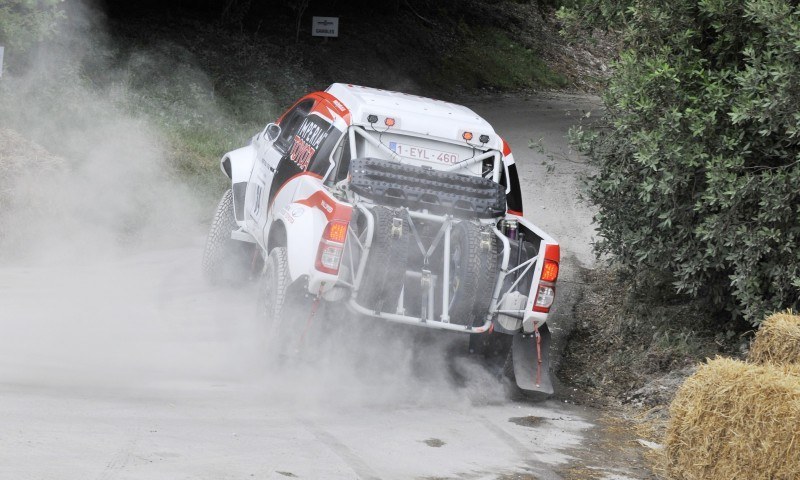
[264,123,281,142]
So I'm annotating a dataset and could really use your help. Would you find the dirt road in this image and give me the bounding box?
[0,94,649,479]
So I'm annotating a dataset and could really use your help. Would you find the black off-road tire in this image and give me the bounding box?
[202,189,253,284]
[260,247,307,360]
[447,221,498,326]
[357,206,409,314]
[470,330,513,374]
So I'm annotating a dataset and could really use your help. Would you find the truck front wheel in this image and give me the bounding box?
[202,189,254,284]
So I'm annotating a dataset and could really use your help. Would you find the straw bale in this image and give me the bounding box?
[750,311,800,365]
[665,357,800,480]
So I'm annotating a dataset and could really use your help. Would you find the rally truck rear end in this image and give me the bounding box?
[203,83,560,395]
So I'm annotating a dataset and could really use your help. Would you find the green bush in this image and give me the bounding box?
[434,25,567,90]
[0,0,64,51]
[575,0,800,324]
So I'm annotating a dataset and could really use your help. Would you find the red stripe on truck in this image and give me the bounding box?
[501,138,512,156]
[544,243,560,264]
[296,190,353,223]
[315,91,352,125]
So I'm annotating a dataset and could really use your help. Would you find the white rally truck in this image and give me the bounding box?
[203,84,561,394]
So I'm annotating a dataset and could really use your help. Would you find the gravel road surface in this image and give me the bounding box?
[0,94,652,480]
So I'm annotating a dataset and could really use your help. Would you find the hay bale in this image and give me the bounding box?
[750,311,800,365]
[665,358,800,480]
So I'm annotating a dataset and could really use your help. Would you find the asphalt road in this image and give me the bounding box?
[0,94,650,480]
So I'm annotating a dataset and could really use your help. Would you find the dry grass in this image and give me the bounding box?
[0,128,64,181]
[559,466,606,480]
[749,311,800,366]
[0,128,65,237]
[664,357,800,480]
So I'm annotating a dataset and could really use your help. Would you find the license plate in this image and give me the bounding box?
[389,141,459,165]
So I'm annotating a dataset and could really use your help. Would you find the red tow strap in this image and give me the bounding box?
[297,295,322,350]
[534,323,542,387]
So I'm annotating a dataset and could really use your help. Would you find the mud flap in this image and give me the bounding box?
[512,324,553,394]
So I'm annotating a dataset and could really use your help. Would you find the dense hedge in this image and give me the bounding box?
[0,1,63,50]
[574,0,800,324]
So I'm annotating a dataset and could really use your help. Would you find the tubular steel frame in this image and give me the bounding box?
[336,126,538,333]
[344,205,537,333]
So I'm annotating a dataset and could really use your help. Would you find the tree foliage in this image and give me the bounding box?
[575,0,800,324]
[0,0,64,51]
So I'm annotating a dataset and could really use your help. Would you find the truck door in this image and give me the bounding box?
[244,99,313,247]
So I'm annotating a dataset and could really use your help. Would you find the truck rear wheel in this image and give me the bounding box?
[447,221,498,326]
[202,189,254,284]
[260,247,308,360]
[470,330,513,374]
[357,206,409,314]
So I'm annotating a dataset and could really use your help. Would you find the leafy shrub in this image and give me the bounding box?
[0,0,64,51]
[574,0,800,324]
[435,25,567,90]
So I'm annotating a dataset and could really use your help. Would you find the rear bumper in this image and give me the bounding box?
[346,298,493,333]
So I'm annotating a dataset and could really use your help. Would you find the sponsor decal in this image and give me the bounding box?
[319,199,334,214]
[289,116,330,170]
[281,207,295,224]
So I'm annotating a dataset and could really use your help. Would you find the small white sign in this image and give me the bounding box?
[0,46,4,78]
[312,17,339,37]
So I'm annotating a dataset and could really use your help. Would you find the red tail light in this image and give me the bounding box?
[541,259,559,282]
[533,244,560,313]
[316,221,348,274]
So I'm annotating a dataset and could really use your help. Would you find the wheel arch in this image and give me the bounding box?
[221,145,257,223]
[268,206,325,283]
[220,145,257,183]
[267,219,288,253]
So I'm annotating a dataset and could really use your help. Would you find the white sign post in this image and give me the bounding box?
[0,46,4,78]
[312,17,339,38]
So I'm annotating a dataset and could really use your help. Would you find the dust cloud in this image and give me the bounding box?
[0,0,239,388]
[0,1,507,410]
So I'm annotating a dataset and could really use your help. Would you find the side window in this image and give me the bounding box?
[274,99,313,153]
[335,137,352,182]
[300,115,340,176]
[505,163,523,214]
[323,135,352,186]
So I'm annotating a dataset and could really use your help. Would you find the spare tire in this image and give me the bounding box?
[446,221,498,326]
[356,206,409,314]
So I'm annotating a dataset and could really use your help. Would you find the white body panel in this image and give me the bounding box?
[326,83,503,152]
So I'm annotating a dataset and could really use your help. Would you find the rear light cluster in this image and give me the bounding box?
[533,244,560,313]
[315,220,348,274]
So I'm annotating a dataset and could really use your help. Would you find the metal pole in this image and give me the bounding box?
[353,127,402,162]
[351,204,375,295]
[348,126,357,160]
[441,221,451,323]
[489,227,510,312]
